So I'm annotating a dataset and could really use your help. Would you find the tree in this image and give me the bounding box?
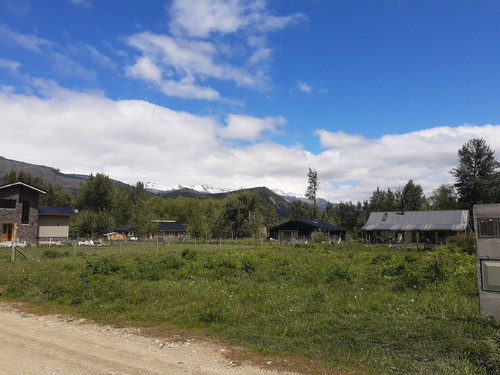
[305,168,319,207]
[215,190,263,238]
[289,200,312,219]
[427,184,458,210]
[321,202,337,224]
[451,138,500,208]
[399,179,426,211]
[76,173,117,212]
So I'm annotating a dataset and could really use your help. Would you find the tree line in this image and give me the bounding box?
[2,138,499,239]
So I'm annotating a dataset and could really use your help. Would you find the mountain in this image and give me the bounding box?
[0,156,87,194]
[148,184,291,218]
[0,157,331,217]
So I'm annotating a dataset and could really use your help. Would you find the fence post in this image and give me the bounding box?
[11,239,15,262]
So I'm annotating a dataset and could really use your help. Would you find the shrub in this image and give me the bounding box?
[41,249,68,259]
[326,262,354,283]
[446,233,476,255]
[181,248,197,260]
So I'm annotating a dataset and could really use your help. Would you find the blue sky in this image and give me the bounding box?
[1,0,500,202]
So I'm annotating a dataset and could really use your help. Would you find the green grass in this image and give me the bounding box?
[0,241,499,374]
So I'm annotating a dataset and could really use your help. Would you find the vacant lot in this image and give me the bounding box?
[0,241,499,374]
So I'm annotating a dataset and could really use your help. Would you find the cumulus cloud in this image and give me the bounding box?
[126,57,163,83]
[219,114,286,141]
[1,84,499,203]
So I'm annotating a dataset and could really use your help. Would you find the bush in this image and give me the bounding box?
[446,233,476,255]
[42,249,69,259]
[181,248,197,260]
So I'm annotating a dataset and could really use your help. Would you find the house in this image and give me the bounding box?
[268,219,346,244]
[0,182,45,244]
[37,206,76,243]
[0,182,75,245]
[361,210,471,244]
[155,220,188,240]
[112,220,188,241]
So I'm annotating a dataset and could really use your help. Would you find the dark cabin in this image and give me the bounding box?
[269,219,346,244]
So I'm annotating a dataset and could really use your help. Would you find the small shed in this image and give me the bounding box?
[361,210,471,244]
[269,219,346,244]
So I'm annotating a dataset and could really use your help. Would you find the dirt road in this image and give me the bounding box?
[0,303,300,375]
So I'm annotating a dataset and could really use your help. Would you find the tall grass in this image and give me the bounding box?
[0,241,499,374]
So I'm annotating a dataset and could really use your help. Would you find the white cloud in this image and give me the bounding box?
[0,24,52,52]
[168,0,305,38]
[126,32,263,92]
[1,84,499,203]
[219,114,285,141]
[297,81,312,93]
[126,57,162,83]
[124,1,305,100]
[0,58,21,72]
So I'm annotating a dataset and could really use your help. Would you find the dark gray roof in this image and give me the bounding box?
[114,221,187,232]
[157,221,187,232]
[270,219,345,232]
[114,223,135,232]
[361,210,470,231]
[38,206,75,215]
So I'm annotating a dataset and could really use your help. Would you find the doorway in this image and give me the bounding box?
[1,223,14,242]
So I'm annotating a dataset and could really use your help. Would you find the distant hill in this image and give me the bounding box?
[154,186,291,218]
[1,157,336,218]
[0,156,87,194]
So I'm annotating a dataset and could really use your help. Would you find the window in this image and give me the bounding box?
[382,213,388,221]
[0,199,16,208]
[21,201,30,224]
[478,218,500,238]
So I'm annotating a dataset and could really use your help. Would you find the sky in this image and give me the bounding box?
[1,0,500,203]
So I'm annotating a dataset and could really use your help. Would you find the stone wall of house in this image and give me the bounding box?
[0,185,40,243]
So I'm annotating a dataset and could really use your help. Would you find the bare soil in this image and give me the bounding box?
[0,303,302,375]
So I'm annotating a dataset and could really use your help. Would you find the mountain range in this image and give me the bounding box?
[0,156,330,216]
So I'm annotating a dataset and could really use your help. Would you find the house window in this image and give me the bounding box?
[21,201,30,224]
[382,213,388,221]
[0,199,16,208]
[478,218,499,238]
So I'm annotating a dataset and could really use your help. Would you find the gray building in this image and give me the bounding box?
[361,210,471,244]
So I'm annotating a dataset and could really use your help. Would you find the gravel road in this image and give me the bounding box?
[0,303,301,375]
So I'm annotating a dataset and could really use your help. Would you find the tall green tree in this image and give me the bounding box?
[427,184,458,210]
[450,138,500,208]
[289,200,312,219]
[215,190,269,238]
[399,179,426,211]
[76,173,117,212]
[305,167,319,207]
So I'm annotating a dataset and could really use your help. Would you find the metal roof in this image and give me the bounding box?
[38,206,75,215]
[114,221,187,232]
[361,210,470,231]
[270,218,345,232]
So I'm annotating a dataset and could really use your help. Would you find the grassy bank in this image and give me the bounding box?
[0,241,499,374]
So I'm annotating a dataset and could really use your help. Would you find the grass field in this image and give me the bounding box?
[0,240,499,374]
